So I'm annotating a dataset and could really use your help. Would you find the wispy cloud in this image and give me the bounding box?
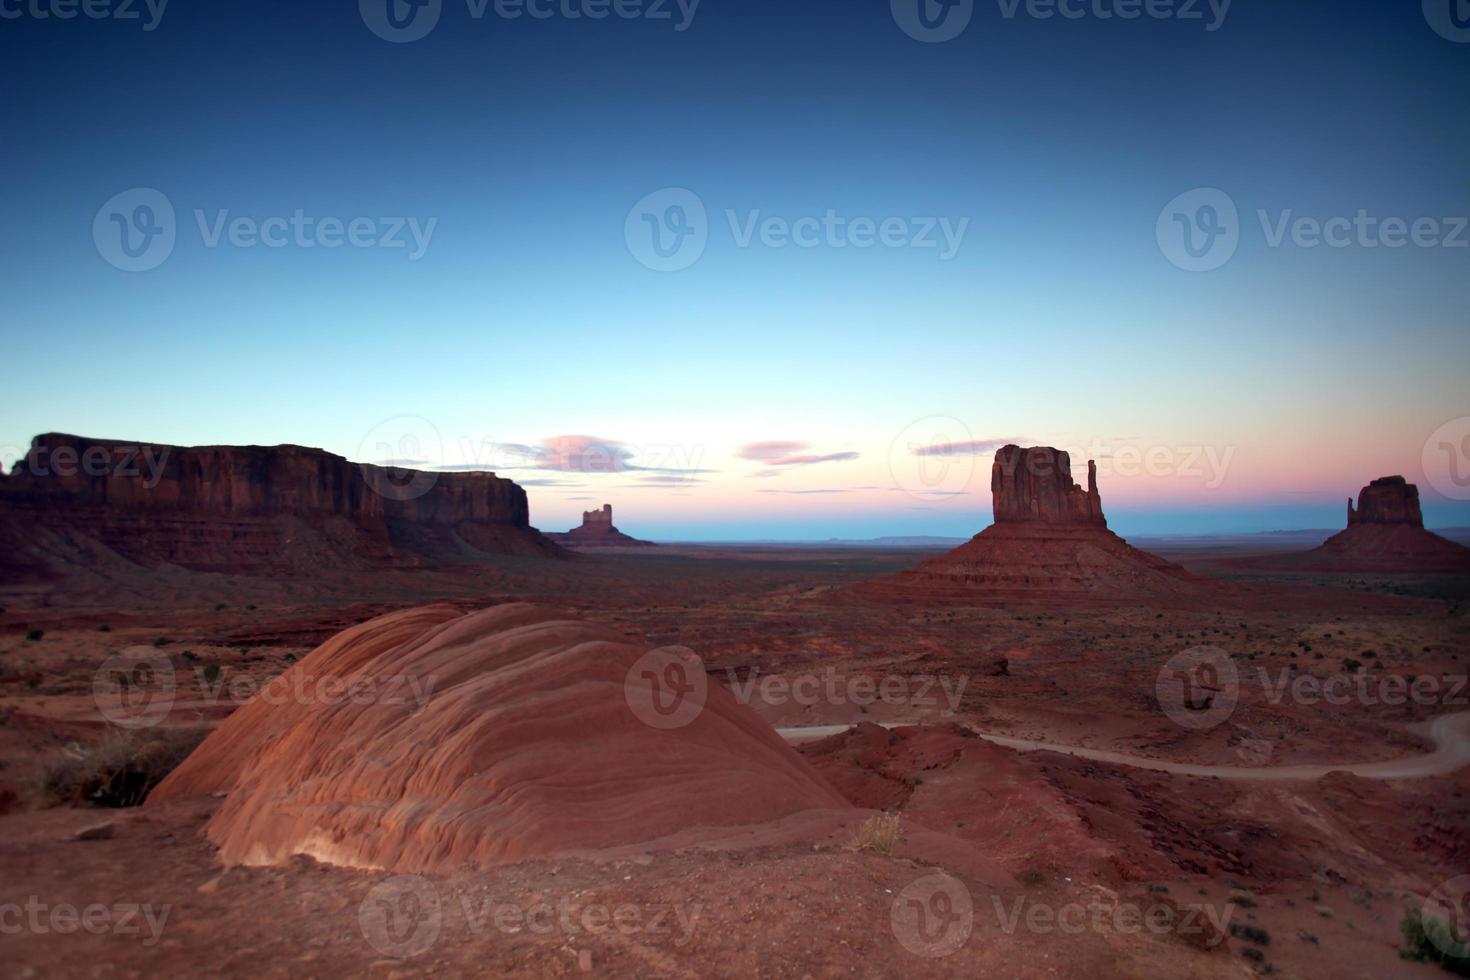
[492,435,712,476]
[737,440,859,468]
[911,438,1020,457]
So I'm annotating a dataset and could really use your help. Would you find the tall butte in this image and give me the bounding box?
[1279,475,1470,573]
[856,445,1210,602]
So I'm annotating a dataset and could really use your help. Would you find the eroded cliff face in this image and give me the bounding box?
[990,445,1106,528]
[0,433,561,574]
[1346,476,1424,527]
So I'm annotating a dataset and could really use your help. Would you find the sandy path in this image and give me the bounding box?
[778,711,1470,782]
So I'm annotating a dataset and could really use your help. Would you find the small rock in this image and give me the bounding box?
[74,821,114,841]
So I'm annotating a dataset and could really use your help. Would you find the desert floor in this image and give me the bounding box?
[1,545,1467,978]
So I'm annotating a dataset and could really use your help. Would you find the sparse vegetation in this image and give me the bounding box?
[1400,908,1470,976]
[844,814,901,856]
[25,629,43,642]
[33,729,204,808]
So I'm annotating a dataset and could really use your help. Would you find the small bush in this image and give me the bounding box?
[1401,908,1470,976]
[1020,869,1045,887]
[844,814,901,856]
[25,629,43,642]
[34,730,204,808]
[97,625,111,633]
[201,664,222,684]
[1231,923,1271,945]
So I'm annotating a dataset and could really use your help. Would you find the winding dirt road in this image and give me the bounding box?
[777,710,1470,782]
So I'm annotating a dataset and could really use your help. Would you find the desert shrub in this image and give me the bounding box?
[1231,923,1271,945]
[34,729,204,808]
[1401,908,1470,976]
[97,624,111,633]
[25,629,43,642]
[1020,869,1045,887]
[201,664,222,684]
[844,814,901,856]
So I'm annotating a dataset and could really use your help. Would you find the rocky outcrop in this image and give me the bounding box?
[1307,476,1469,573]
[1346,476,1424,527]
[0,433,565,575]
[852,445,1211,603]
[547,503,654,547]
[992,445,1106,527]
[150,604,849,871]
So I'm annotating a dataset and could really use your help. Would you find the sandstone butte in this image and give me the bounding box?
[0,433,565,576]
[148,604,851,872]
[1269,475,1470,574]
[853,445,1212,603]
[547,503,655,547]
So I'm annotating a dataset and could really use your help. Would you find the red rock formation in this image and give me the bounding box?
[1303,476,1469,573]
[992,445,1106,527]
[852,445,1211,603]
[547,503,654,547]
[1346,476,1425,527]
[149,604,849,871]
[0,433,564,575]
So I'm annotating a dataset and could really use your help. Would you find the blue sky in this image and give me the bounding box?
[2,0,1467,538]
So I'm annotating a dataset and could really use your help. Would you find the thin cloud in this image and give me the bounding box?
[737,440,859,467]
[912,438,1020,457]
[493,435,713,476]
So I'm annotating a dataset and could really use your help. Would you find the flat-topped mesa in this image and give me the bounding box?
[582,504,614,528]
[549,503,653,547]
[1347,476,1424,528]
[0,432,565,573]
[990,445,1106,528]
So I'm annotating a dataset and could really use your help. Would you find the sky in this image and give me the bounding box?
[2,0,1467,539]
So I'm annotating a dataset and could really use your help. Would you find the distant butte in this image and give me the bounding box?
[1269,475,1470,574]
[852,445,1213,603]
[547,504,655,548]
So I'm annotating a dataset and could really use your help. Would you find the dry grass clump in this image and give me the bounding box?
[844,813,901,856]
[32,728,205,808]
